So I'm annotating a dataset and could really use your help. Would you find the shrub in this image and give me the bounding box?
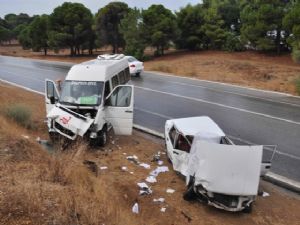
[292,47,300,64]
[5,104,32,128]
[295,76,300,95]
[224,32,245,52]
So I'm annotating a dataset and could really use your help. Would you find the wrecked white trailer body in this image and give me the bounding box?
[186,137,262,212]
[165,116,276,212]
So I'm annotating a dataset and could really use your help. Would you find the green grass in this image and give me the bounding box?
[5,104,32,129]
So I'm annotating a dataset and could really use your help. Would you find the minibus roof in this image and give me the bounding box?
[66,55,128,81]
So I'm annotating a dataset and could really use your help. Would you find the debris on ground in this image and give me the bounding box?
[150,166,169,177]
[181,211,192,222]
[139,163,151,169]
[262,192,270,197]
[21,135,29,139]
[132,202,139,214]
[166,188,175,194]
[153,198,165,203]
[121,166,128,171]
[160,207,167,213]
[152,153,161,162]
[146,176,157,183]
[137,182,152,195]
[99,166,108,170]
[127,155,139,165]
[157,160,164,165]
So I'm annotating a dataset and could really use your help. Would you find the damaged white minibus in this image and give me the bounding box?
[45,54,134,146]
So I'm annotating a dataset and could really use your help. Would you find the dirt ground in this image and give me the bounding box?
[1,45,300,95]
[0,82,299,225]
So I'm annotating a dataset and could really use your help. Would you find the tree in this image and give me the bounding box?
[176,4,205,50]
[240,0,290,53]
[96,2,129,53]
[18,26,31,49]
[284,1,300,62]
[0,26,11,44]
[216,0,241,33]
[120,8,145,59]
[142,4,177,55]
[201,7,227,50]
[49,2,94,56]
[29,15,49,55]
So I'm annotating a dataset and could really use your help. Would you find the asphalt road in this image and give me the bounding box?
[0,55,300,182]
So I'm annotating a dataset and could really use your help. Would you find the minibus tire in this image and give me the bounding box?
[98,129,107,147]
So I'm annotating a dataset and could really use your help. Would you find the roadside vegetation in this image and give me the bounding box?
[4,104,32,129]
[0,0,300,61]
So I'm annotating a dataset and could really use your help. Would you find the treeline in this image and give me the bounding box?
[0,0,300,62]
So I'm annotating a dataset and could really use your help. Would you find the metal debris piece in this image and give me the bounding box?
[166,188,175,194]
[146,176,157,183]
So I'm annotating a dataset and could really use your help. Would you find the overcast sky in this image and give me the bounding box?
[0,0,200,17]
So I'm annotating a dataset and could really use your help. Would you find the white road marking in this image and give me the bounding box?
[146,70,300,98]
[135,86,300,125]
[168,80,300,108]
[0,78,44,95]
[135,107,171,119]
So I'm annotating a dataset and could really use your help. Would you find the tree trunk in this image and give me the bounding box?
[276,29,281,54]
[44,48,47,56]
[70,46,74,56]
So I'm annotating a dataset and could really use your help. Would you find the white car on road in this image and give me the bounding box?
[165,116,276,212]
[126,56,144,77]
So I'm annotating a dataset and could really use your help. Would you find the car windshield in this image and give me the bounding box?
[60,81,103,106]
[127,57,137,62]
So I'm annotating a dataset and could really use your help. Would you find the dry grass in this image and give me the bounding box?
[0,82,300,225]
[144,51,300,95]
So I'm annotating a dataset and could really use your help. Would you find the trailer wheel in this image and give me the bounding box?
[136,72,140,77]
[183,176,197,201]
[243,203,253,213]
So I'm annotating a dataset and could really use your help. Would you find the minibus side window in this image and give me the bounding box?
[112,75,119,88]
[125,67,130,82]
[118,71,125,84]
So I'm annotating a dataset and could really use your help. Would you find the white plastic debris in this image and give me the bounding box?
[100,166,108,170]
[21,135,29,139]
[130,172,134,174]
[160,207,167,212]
[157,160,164,166]
[123,152,127,155]
[137,182,149,189]
[127,155,138,160]
[146,176,157,183]
[137,182,152,195]
[166,188,175,194]
[153,198,165,203]
[111,140,115,145]
[150,166,169,177]
[139,163,151,169]
[262,192,270,197]
[132,202,139,214]
[121,166,128,171]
